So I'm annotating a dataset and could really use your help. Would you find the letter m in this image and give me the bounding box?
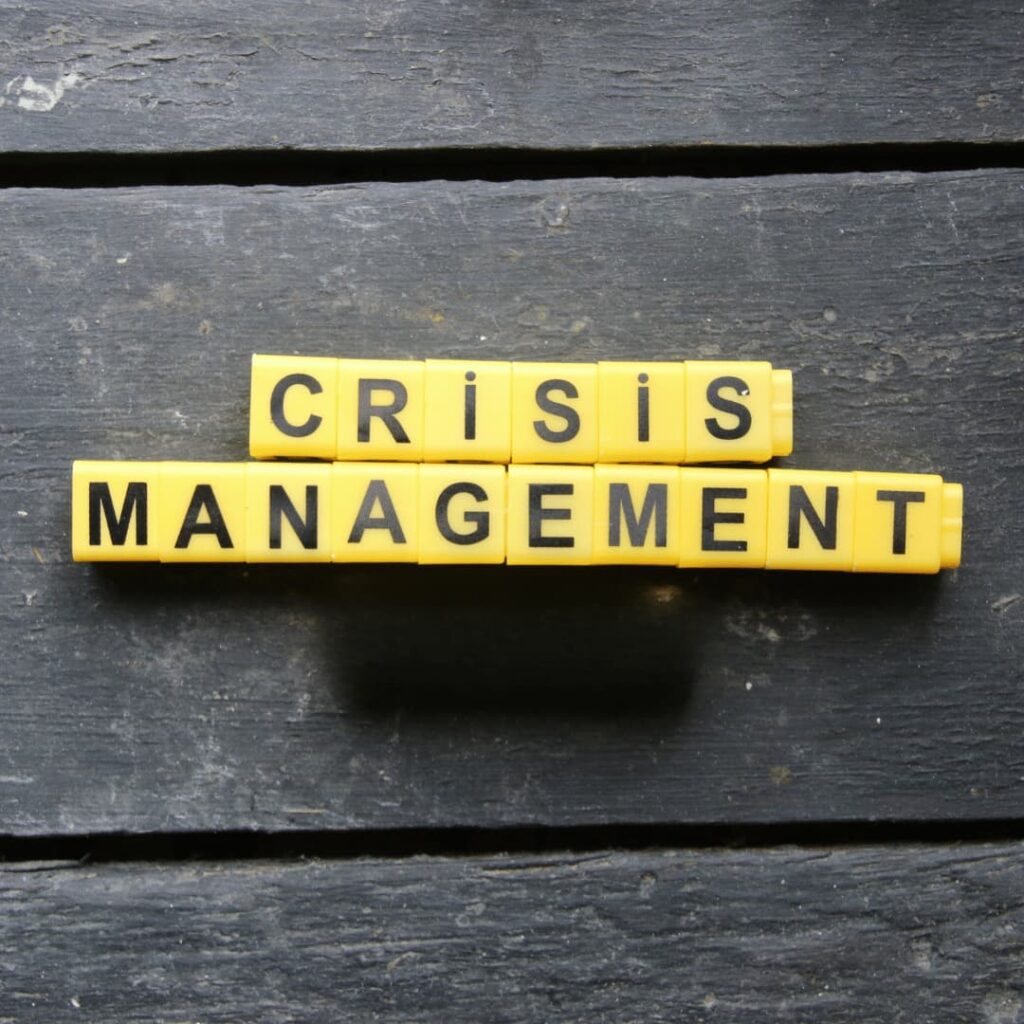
[608,483,667,547]
[89,482,148,546]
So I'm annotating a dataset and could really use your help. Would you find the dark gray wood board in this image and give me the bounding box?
[0,0,1021,153]
[3,844,1023,1022]
[0,172,1022,836]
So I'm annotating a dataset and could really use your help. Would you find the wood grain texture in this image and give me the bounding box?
[3,844,1023,1022]
[0,0,1020,153]
[1,171,1022,835]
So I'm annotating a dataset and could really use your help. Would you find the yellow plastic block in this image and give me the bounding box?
[160,462,247,563]
[852,472,962,573]
[332,463,418,562]
[423,360,512,463]
[678,467,768,568]
[597,361,687,463]
[249,354,339,460]
[765,469,854,570]
[685,362,792,463]
[245,462,332,563]
[510,362,598,464]
[592,465,680,565]
[336,359,424,462]
[507,465,593,565]
[71,460,161,562]
[418,464,507,564]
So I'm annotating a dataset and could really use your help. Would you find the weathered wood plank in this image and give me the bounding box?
[1,172,1022,835]
[0,0,1020,153]
[2,844,1023,1022]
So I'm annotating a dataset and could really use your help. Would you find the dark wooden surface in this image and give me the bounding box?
[3,7,1024,1017]
[3,844,1023,1022]
[0,0,1020,152]
[1,172,1021,835]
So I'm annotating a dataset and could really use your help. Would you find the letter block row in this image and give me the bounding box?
[249,355,793,465]
[73,461,962,573]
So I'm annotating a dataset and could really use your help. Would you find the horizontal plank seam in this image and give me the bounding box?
[1,141,1023,188]
[3,820,1024,866]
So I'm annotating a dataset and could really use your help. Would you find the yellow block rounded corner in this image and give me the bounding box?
[771,368,794,457]
[941,482,963,570]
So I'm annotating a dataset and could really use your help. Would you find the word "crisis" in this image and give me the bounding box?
[249,356,794,464]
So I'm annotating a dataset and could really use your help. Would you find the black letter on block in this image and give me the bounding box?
[609,483,667,547]
[876,490,925,555]
[464,371,477,441]
[529,483,574,547]
[349,480,406,543]
[89,482,148,546]
[269,485,318,549]
[436,482,489,545]
[788,486,838,550]
[270,373,323,437]
[534,379,580,442]
[175,485,233,549]
[705,376,752,440]
[702,487,747,552]
[358,379,410,443]
[637,373,650,443]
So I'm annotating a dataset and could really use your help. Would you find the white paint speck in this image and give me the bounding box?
[16,510,27,517]
[116,255,130,265]
[4,71,82,112]
[876,717,882,725]
[745,681,753,691]
[70,997,81,1009]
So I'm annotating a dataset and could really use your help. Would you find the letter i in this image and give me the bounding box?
[637,373,650,443]
[464,371,477,441]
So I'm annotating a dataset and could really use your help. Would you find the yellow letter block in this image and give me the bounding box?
[511,362,598,464]
[685,362,792,463]
[160,462,247,563]
[507,465,593,565]
[597,361,687,463]
[418,464,507,564]
[249,354,339,460]
[766,469,854,570]
[423,359,512,463]
[337,359,424,462]
[852,472,962,573]
[332,463,418,562]
[678,467,768,568]
[71,460,161,562]
[592,465,680,565]
[246,462,332,563]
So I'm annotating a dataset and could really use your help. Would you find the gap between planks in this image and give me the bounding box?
[0,141,1022,189]
[4,819,1024,867]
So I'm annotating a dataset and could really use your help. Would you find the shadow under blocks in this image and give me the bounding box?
[94,563,943,721]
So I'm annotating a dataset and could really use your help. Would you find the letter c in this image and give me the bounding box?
[270,373,323,437]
